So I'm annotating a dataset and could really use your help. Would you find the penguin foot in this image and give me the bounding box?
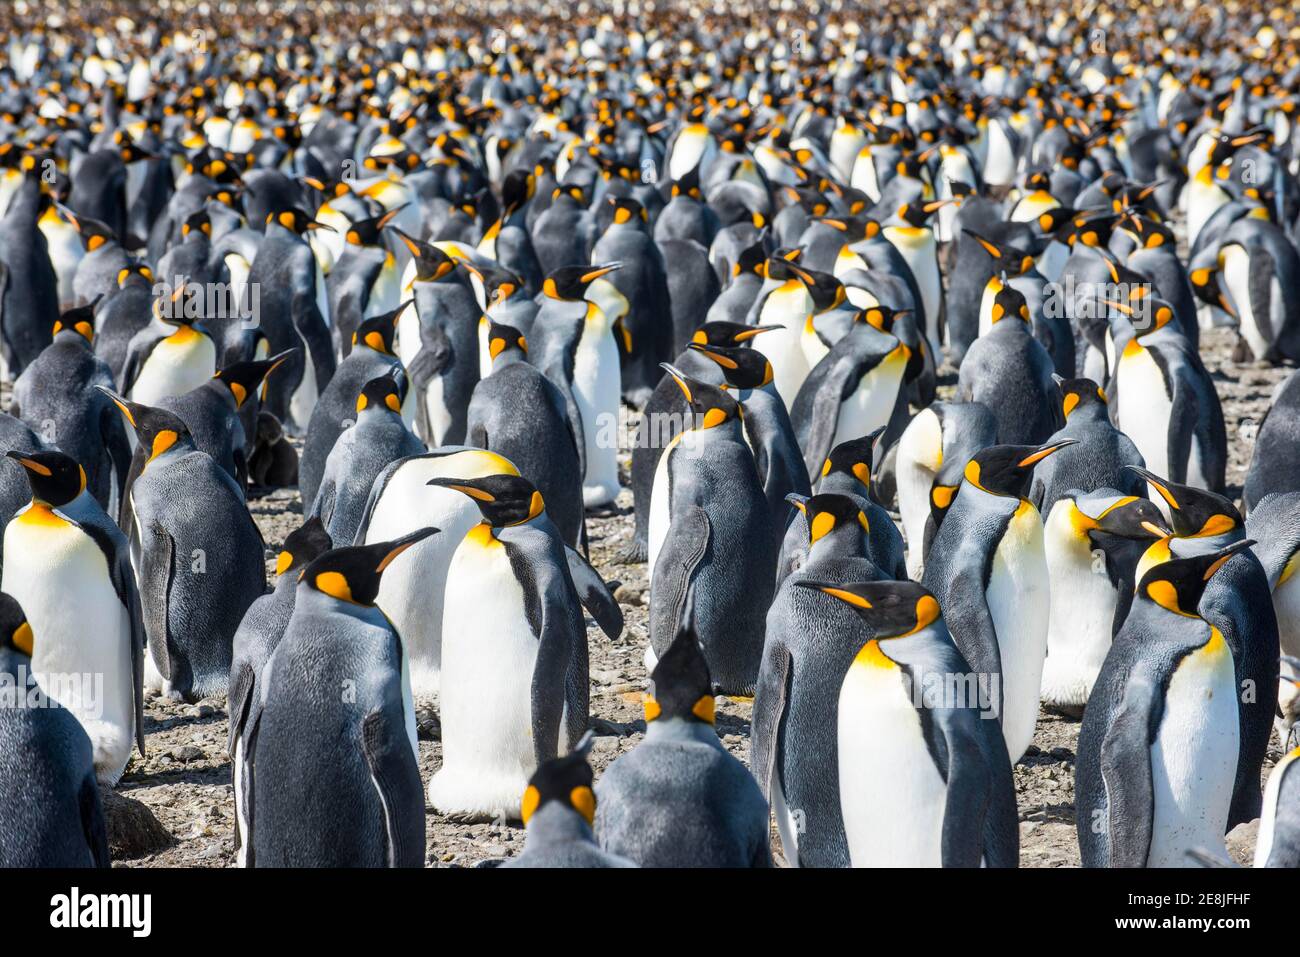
[439,809,505,825]
[615,540,648,564]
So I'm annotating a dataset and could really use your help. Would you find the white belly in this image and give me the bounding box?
[883,228,941,355]
[646,433,682,587]
[573,328,621,506]
[427,539,543,817]
[896,408,943,579]
[983,123,1017,187]
[287,327,319,433]
[838,648,947,866]
[1146,631,1238,866]
[1041,503,1116,708]
[986,503,1050,762]
[396,306,423,369]
[1274,561,1300,659]
[129,336,217,408]
[1222,245,1269,362]
[829,347,907,452]
[1254,751,1299,867]
[422,372,453,446]
[1116,346,1171,484]
[2,511,134,785]
[225,254,251,314]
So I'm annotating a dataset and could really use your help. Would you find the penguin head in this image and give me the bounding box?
[963,230,1036,276]
[214,349,293,409]
[816,215,883,243]
[1207,129,1267,167]
[1136,539,1255,618]
[543,263,622,302]
[670,163,703,200]
[344,205,406,247]
[486,321,527,362]
[461,260,522,306]
[660,363,742,429]
[689,321,779,348]
[61,209,118,252]
[733,235,771,277]
[116,262,154,289]
[857,305,912,334]
[788,264,846,313]
[607,195,647,226]
[274,516,333,578]
[687,341,773,390]
[300,527,439,607]
[426,474,545,528]
[0,592,32,660]
[895,199,949,228]
[520,732,597,828]
[6,450,87,509]
[1055,375,1108,420]
[1105,295,1176,338]
[264,206,333,235]
[97,388,195,464]
[1083,494,1173,541]
[52,299,99,344]
[1189,258,1233,315]
[350,303,408,356]
[644,615,715,725]
[181,209,211,239]
[964,441,1077,499]
[392,229,458,283]
[990,283,1031,325]
[790,492,870,547]
[1125,466,1243,539]
[820,427,886,491]
[795,579,943,640]
[355,376,405,417]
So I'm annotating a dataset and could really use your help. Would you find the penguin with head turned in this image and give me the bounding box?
[100,388,266,702]
[310,375,425,546]
[503,734,636,869]
[797,579,1020,867]
[466,321,584,549]
[426,473,621,820]
[299,303,407,508]
[248,529,436,868]
[595,601,771,868]
[648,366,775,695]
[922,440,1075,762]
[10,300,131,515]
[228,516,332,868]
[0,449,144,785]
[68,211,129,309]
[92,263,154,387]
[0,592,110,867]
[1077,541,1253,867]
[120,279,219,407]
[326,205,407,359]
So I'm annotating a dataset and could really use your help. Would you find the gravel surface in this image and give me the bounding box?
[107,325,1286,868]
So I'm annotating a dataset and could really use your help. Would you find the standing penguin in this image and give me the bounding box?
[595,616,771,868]
[10,301,131,514]
[310,376,424,546]
[121,285,219,407]
[648,367,774,695]
[466,321,584,548]
[503,736,636,869]
[228,516,333,868]
[922,441,1075,762]
[248,530,436,868]
[326,206,406,357]
[881,200,948,357]
[0,593,109,867]
[1,450,144,785]
[797,579,1020,867]
[1076,542,1252,867]
[101,389,265,701]
[0,171,59,378]
[1255,749,1300,868]
[426,474,621,819]
[531,263,626,507]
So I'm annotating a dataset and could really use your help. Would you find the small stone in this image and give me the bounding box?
[613,584,644,606]
[99,787,175,860]
[187,704,216,719]
[170,745,203,762]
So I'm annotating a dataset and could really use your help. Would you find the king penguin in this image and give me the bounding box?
[121,283,219,407]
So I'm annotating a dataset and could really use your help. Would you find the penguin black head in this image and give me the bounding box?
[486,321,527,361]
[345,205,406,247]
[214,349,292,409]
[301,527,439,607]
[116,262,153,289]
[543,263,622,301]
[764,251,809,284]
[460,259,523,307]
[688,322,778,348]
[964,440,1077,499]
[356,376,404,416]
[790,492,870,545]
[60,208,118,251]
[391,229,457,282]
[1054,376,1108,420]
[0,592,32,659]
[857,305,912,333]
[52,298,99,344]
[687,342,772,390]
[1103,296,1176,337]
[1086,496,1174,541]
[670,163,702,200]
[1137,539,1255,618]
[351,302,409,356]
[795,579,942,640]
[1034,206,1079,239]
[990,283,1031,325]
[963,229,1035,276]
[500,169,536,216]
[1189,260,1232,314]
[520,733,597,827]
[97,388,194,464]
[607,195,647,226]
[895,199,949,228]
[1125,467,1242,539]
[733,235,770,277]
[6,450,87,509]
[660,363,742,429]
[816,215,882,243]
[788,264,846,313]
[820,427,886,490]
[645,617,715,725]
[265,207,332,235]
[181,209,211,239]
[426,474,545,528]
[274,516,333,577]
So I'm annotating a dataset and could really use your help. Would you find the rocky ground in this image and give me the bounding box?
[105,325,1287,868]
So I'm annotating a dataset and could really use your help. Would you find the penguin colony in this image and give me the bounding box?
[4,0,1300,871]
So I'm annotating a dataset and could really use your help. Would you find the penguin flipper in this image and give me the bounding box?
[748,635,791,804]
[648,505,711,658]
[799,352,874,476]
[0,261,13,372]
[227,662,255,758]
[139,521,176,684]
[1098,686,1160,868]
[360,708,425,868]
[79,774,111,868]
[938,717,1017,867]
[563,544,623,639]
